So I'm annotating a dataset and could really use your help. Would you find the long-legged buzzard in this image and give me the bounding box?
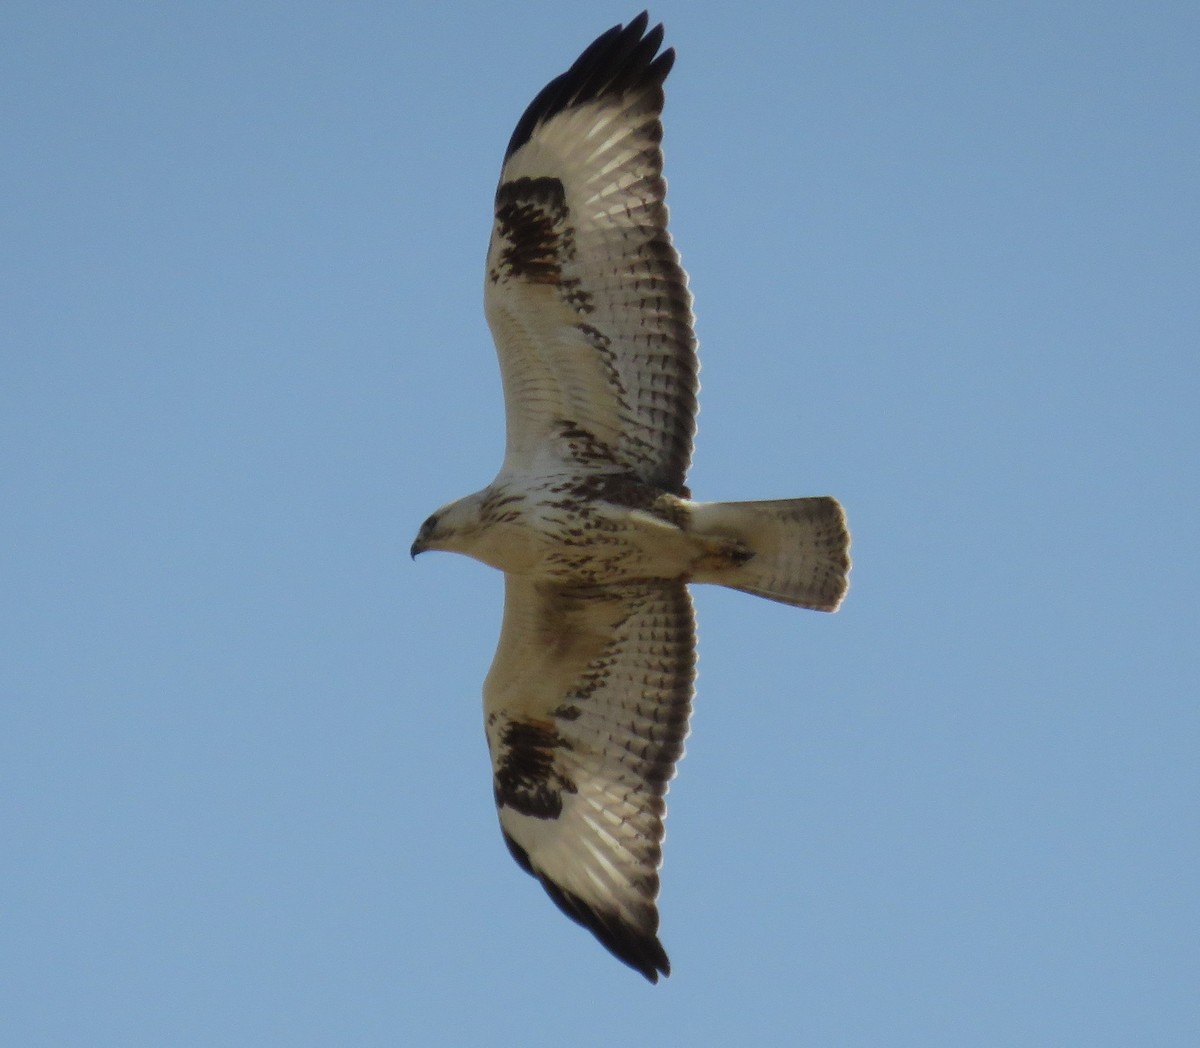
[412,12,850,982]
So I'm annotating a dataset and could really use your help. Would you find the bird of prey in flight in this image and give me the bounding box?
[412,11,850,982]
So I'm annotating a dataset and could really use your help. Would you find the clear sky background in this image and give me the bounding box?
[3,2,1197,1045]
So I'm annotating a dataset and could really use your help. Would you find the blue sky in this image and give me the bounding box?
[3,2,1197,1044]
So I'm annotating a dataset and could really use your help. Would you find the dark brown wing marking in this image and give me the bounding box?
[491,717,577,819]
[491,177,573,287]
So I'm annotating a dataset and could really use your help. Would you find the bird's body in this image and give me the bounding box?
[412,13,850,982]
[418,471,693,582]
[421,473,847,601]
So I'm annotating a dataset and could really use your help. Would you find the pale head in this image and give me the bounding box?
[410,491,489,559]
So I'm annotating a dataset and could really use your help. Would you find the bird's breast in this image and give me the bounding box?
[475,475,697,585]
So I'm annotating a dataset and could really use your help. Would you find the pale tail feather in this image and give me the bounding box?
[689,497,851,611]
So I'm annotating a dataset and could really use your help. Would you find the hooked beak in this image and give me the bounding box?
[410,538,425,560]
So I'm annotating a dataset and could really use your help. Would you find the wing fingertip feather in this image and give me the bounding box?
[503,14,673,163]
[501,830,670,982]
[539,875,671,984]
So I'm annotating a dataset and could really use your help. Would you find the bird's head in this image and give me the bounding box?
[410,512,441,559]
[410,492,487,559]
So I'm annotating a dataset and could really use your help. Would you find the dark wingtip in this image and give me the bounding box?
[547,878,676,984]
[539,875,670,983]
[503,13,674,163]
[500,829,670,982]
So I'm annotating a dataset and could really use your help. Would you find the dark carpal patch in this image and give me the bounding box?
[492,177,574,286]
[493,718,576,819]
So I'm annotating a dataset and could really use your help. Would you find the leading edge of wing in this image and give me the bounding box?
[502,11,674,166]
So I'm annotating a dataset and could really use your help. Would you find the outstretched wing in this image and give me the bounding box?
[484,574,695,982]
[485,13,698,496]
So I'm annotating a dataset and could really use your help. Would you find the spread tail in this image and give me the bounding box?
[689,497,850,611]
